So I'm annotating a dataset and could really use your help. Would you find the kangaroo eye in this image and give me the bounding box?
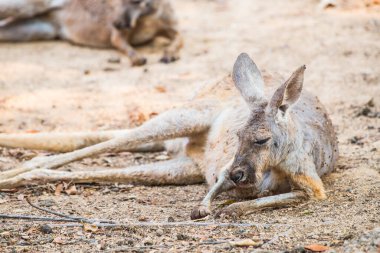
[254,137,270,145]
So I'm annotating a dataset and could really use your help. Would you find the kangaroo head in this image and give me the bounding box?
[228,53,305,189]
[114,0,162,30]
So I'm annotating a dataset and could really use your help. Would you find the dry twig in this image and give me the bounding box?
[25,197,114,224]
[0,214,286,228]
[0,214,77,222]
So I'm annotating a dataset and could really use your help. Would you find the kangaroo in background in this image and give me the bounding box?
[0,53,338,219]
[0,0,182,66]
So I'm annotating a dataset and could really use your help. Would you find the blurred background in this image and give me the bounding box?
[0,0,378,134]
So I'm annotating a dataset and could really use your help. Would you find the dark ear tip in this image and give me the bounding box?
[296,65,306,74]
[236,52,250,62]
[238,52,249,58]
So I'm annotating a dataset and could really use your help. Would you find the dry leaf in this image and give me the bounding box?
[83,189,95,197]
[155,155,169,161]
[0,231,11,237]
[103,67,118,72]
[179,72,194,78]
[62,181,69,189]
[0,199,9,204]
[128,110,146,126]
[301,210,313,215]
[149,112,158,118]
[83,223,98,233]
[26,227,38,235]
[0,188,18,193]
[26,129,40,134]
[55,183,64,196]
[154,85,167,93]
[0,157,11,163]
[53,236,64,244]
[229,239,262,247]
[108,57,121,64]
[65,185,77,195]
[138,216,149,221]
[305,244,330,252]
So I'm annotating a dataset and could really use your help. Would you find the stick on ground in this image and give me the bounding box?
[0,214,78,222]
[0,214,289,228]
[25,197,115,224]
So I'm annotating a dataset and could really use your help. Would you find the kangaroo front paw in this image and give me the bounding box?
[314,189,327,200]
[130,56,147,66]
[190,205,210,220]
[159,53,179,64]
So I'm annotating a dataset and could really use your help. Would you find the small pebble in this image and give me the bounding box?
[38,199,56,207]
[107,57,121,64]
[156,229,164,236]
[176,233,188,240]
[40,224,53,234]
[155,155,169,161]
[143,239,153,246]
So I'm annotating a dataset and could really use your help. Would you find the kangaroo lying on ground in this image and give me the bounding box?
[0,0,182,66]
[0,53,338,219]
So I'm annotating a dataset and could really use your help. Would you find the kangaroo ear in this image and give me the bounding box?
[232,53,265,105]
[270,65,305,114]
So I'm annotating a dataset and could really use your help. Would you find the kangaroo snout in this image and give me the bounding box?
[114,11,139,30]
[229,163,256,187]
[113,20,128,30]
[230,169,245,183]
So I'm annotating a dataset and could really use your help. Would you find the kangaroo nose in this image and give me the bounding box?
[230,170,244,183]
[113,16,132,30]
[113,20,124,30]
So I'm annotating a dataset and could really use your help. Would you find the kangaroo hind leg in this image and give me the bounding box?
[0,107,214,180]
[0,157,203,189]
[0,18,58,41]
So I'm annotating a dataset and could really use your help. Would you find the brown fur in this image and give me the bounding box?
[0,0,182,66]
[291,174,326,200]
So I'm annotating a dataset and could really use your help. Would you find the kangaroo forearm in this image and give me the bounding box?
[232,191,307,215]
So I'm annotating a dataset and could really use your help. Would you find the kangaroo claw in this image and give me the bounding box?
[131,56,147,66]
[160,54,179,64]
[190,205,210,220]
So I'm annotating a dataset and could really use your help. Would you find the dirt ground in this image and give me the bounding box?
[0,0,379,252]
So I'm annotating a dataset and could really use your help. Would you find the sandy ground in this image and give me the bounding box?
[0,0,379,252]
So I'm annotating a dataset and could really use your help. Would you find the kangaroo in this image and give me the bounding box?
[0,0,182,66]
[0,53,338,219]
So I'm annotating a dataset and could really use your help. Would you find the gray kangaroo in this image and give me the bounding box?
[0,0,182,66]
[0,53,338,219]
